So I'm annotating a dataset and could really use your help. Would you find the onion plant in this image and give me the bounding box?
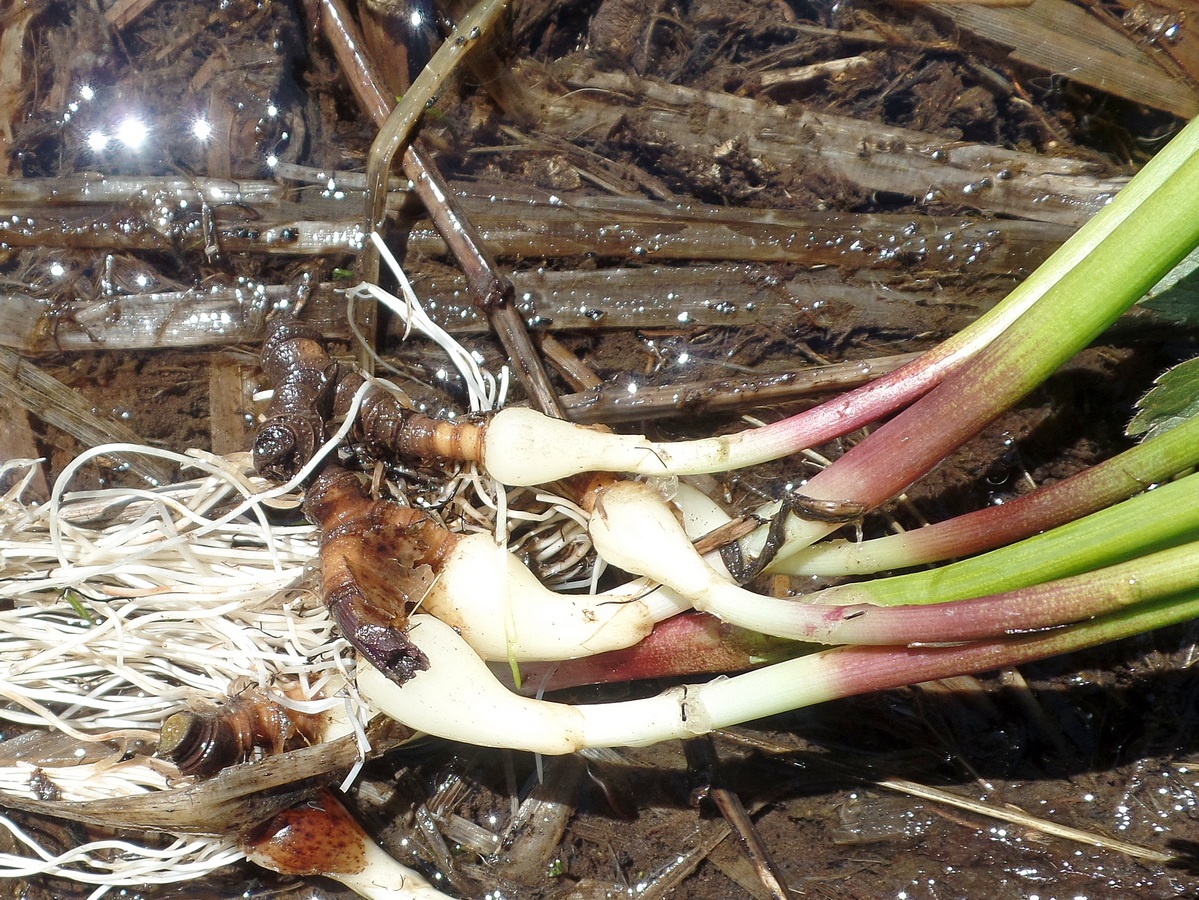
[5,80,1199,900]
[339,112,1199,757]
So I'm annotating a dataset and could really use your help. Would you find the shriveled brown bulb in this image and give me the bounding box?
[158,710,241,779]
[158,687,327,778]
[303,466,465,686]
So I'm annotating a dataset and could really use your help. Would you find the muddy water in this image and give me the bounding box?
[3,0,1199,898]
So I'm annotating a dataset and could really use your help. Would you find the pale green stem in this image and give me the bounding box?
[767,140,1199,558]
[812,471,1199,609]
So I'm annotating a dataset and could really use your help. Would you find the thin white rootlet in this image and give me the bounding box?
[0,455,351,891]
[0,434,599,892]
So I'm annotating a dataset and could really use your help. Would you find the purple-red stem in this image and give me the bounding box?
[784,412,1199,574]
[501,612,795,694]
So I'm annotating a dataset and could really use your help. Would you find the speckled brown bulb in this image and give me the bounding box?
[241,788,368,876]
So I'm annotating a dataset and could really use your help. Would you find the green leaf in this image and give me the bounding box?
[63,590,98,625]
[1138,246,1199,325]
[1128,356,1199,440]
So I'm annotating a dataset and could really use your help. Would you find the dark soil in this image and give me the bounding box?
[4,0,1199,898]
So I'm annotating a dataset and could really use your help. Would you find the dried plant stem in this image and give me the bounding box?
[0,6,32,178]
[0,174,283,205]
[322,0,563,413]
[0,188,1067,266]
[560,351,922,425]
[0,266,996,351]
[686,736,790,899]
[360,0,507,254]
[937,0,1198,118]
[528,66,1128,227]
[0,347,173,486]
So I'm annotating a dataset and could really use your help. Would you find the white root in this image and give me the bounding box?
[483,407,746,484]
[357,614,842,754]
[588,480,850,642]
[0,457,368,890]
[358,615,587,754]
[339,839,453,900]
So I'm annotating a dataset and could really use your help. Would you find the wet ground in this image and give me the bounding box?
[4,0,1199,897]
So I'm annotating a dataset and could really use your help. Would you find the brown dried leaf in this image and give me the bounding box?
[931,0,1199,116]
